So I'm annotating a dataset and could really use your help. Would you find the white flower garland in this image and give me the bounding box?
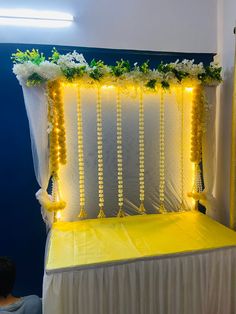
[12,50,222,88]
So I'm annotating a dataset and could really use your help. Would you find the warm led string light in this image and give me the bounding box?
[190,87,202,164]
[116,88,125,217]
[53,81,67,165]
[96,87,106,218]
[188,85,205,208]
[179,87,186,211]
[77,86,87,218]
[47,82,60,177]
[139,88,146,213]
[41,81,66,220]
[159,90,166,213]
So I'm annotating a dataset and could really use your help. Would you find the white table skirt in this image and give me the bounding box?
[43,246,236,314]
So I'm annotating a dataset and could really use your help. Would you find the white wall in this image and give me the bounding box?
[0,0,217,53]
[215,0,236,225]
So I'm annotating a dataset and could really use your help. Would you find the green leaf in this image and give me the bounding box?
[110,59,131,77]
[50,47,60,63]
[140,60,150,74]
[146,79,157,89]
[161,81,170,89]
[12,49,45,65]
[26,73,46,86]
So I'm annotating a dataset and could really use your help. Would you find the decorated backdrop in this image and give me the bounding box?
[12,49,221,224]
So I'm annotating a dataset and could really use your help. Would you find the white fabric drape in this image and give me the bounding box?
[230,31,236,229]
[43,246,236,314]
[22,84,53,225]
[57,86,195,220]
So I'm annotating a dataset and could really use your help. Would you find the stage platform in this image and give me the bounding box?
[46,211,236,271]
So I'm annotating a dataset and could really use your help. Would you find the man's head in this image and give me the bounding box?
[0,257,16,298]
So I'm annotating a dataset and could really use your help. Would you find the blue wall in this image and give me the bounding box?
[0,43,214,296]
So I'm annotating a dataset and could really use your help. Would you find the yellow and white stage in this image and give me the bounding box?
[46,212,236,270]
[14,52,236,313]
[44,211,236,314]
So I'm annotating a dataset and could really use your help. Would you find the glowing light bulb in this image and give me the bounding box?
[185,87,193,92]
[55,210,62,221]
[101,85,114,89]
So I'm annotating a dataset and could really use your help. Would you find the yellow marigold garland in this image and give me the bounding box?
[44,81,67,218]
[53,80,67,165]
[47,82,60,176]
[188,85,206,206]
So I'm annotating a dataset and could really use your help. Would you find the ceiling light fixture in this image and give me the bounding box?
[0,9,74,28]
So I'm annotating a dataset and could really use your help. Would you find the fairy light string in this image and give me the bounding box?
[44,81,66,220]
[77,86,87,218]
[116,87,125,217]
[179,87,186,211]
[96,87,106,218]
[159,89,167,213]
[139,88,146,213]
[53,80,67,165]
[48,82,60,177]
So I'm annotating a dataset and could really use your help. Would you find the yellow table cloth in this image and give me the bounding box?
[46,211,236,271]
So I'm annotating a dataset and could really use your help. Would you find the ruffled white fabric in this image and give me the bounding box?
[43,246,236,314]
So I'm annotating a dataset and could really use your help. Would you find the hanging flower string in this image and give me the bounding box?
[159,90,166,213]
[187,85,206,205]
[36,81,66,219]
[48,81,60,177]
[77,86,87,218]
[96,87,106,218]
[116,88,125,217]
[139,88,146,213]
[53,80,67,165]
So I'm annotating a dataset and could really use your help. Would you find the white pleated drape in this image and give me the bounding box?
[230,30,236,229]
[43,246,236,314]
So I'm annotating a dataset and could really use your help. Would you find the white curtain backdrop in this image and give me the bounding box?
[22,85,217,223]
[22,84,53,225]
[43,246,236,314]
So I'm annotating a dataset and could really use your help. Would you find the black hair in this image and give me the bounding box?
[0,257,16,298]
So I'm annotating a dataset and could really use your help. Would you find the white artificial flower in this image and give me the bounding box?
[210,60,220,68]
[13,62,37,83]
[47,122,53,134]
[13,61,62,83]
[37,61,62,80]
[71,51,87,65]
[57,51,88,69]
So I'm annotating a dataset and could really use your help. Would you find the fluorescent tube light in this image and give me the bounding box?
[0,9,74,28]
